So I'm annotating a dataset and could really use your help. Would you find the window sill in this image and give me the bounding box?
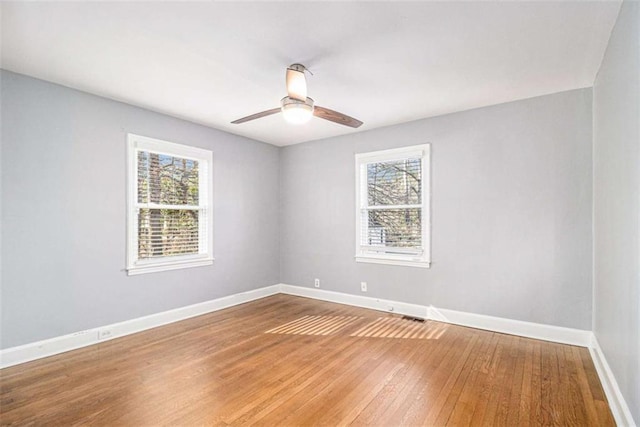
[127,258,214,276]
[355,255,430,269]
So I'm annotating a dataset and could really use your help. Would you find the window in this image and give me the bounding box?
[355,144,430,268]
[126,134,213,275]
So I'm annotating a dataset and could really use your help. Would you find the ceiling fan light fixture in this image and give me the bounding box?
[281,96,314,125]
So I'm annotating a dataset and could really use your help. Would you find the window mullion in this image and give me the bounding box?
[135,202,201,210]
[363,204,422,210]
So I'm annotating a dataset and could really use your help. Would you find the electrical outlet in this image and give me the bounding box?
[98,329,113,340]
[361,282,367,292]
[314,278,320,288]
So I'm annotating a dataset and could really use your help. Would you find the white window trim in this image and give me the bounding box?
[126,134,214,275]
[355,144,431,268]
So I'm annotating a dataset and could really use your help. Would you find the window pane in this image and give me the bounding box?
[138,208,199,258]
[364,208,421,248]
[137,151,199,205]
[367,158,421,206]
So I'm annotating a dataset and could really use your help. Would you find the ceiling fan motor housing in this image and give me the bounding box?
[288,63,306,73]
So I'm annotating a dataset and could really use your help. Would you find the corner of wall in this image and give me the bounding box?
[589,334,638,427]
[277,144,284,284]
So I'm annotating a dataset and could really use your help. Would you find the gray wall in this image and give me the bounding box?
[1,71,280,349]
[0,71,595,349]
[593,0,640,423]
[280,88,593,330]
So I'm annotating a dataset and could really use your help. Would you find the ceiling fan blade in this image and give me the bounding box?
[286,65,307,101]
[314,106,363,128]
[231,108,281,124]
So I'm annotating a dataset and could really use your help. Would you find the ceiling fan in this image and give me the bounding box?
[231,64,363,128]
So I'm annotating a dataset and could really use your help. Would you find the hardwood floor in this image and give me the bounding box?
[0,295,614,426]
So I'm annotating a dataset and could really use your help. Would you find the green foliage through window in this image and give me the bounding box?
[137,152,200,259]
[364,158,422,250]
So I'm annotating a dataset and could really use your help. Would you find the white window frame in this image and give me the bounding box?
[126,134,214,275]
[355,144,431,268]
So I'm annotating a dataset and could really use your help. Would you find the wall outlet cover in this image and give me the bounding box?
[98,329,113,340]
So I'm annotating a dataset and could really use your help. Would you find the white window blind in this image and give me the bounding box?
[355,145,430,268]
[127,134,213,275]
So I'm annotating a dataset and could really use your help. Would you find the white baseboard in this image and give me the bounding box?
[280,284,591,347]
[0,284,280,369]
[279,284,428,319]
[589,335,637,427]
[428,306,592,347]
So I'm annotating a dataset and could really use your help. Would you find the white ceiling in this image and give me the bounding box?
[1,1,620,147]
